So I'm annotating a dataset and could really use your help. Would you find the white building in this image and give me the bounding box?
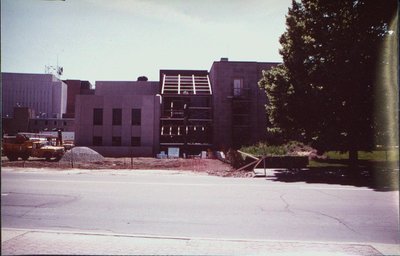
[2,72,67,118]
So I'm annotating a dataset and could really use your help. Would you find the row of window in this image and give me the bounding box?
[93,108,141,126]
[92,136,141,146]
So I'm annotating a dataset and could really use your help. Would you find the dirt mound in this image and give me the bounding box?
[60,147,104,163]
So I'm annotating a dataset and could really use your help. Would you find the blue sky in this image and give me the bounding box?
[1,0,291,84]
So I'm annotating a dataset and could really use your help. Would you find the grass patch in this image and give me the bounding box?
[324,150,399,161]
[308,159,347,168]
[310,150,399,169]
[241,142,399,170]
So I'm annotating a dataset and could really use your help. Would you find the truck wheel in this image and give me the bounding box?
[7,155,18,161]
[21,154,29,161]
[44,152,52,161]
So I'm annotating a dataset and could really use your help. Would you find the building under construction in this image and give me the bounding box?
[71,58,279,157]
[159,70,213,155]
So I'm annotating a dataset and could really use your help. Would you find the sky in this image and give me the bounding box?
[1,0,292,84]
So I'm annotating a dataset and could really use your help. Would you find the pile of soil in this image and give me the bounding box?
[60,147,104,163]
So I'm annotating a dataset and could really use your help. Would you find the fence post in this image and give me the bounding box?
[71,147,74,168]
[263,156,266,177]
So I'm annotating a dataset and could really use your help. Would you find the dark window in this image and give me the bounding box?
[93,136,102,146]
[233,79,243,96]
[131,109,141,125]
[54,121,57,125]
[34,120,38,125]
[93,108,103,125]
[44,120,48,125]
[112,108,122,126]
[63,121,67,126]
[131,136,141,146]
[112,136,122,146]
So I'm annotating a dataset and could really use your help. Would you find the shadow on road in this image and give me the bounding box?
[268,167,399,191]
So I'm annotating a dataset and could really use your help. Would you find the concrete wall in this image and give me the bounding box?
[2,72,67,118]
[75,81,160,157]
[89,146,154,157]
[63,80,82,117]
[95,81,159,96]
[52,76,67,118]
[63,80,94,118]
[209,60,279,149]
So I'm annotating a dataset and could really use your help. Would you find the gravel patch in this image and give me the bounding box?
[60,147,105,163]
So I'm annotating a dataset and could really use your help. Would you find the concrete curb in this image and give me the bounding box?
[3,228,398,255]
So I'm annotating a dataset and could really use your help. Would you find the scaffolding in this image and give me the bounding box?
[160,71,213,156]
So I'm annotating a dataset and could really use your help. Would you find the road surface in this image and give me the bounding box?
[2,167,399,253]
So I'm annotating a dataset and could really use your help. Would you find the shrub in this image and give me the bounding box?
[240,142,287,157]
[225,148,245,169]
[241,141,319,159]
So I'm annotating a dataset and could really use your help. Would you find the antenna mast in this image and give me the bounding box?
[45,56,63,78]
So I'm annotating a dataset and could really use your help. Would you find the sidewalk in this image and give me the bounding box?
[2,228,398,255]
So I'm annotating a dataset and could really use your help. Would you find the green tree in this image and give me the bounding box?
[259,0,398,166]
[259,64,292,143]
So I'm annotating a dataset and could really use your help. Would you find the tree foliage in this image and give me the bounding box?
[259,0,398,160]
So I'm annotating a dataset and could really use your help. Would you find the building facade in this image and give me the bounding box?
[2,72,67,118]
[4,59,278,157]
[209,59,279,149]
[74,80,161,157]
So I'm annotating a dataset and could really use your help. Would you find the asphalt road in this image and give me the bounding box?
[1,168,399,246]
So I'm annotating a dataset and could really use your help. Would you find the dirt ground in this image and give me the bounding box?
[1,157,254,178]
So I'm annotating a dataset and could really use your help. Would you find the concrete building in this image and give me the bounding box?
[73,59,278,157]
[74,80,161,157]
[2,72,67,118]
[3,59,278,157]
[62,79,94,118]
[209,59,279,149]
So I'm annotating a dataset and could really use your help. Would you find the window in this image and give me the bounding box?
[93,136,102,146]
[131,109,141,125]
[131,137,141,146]
[63,121,67,126]
[112,108,122,126]
[112,136,122,146]
[233,79,243,96]
[93,108,103,125]
[44,120,48,125]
